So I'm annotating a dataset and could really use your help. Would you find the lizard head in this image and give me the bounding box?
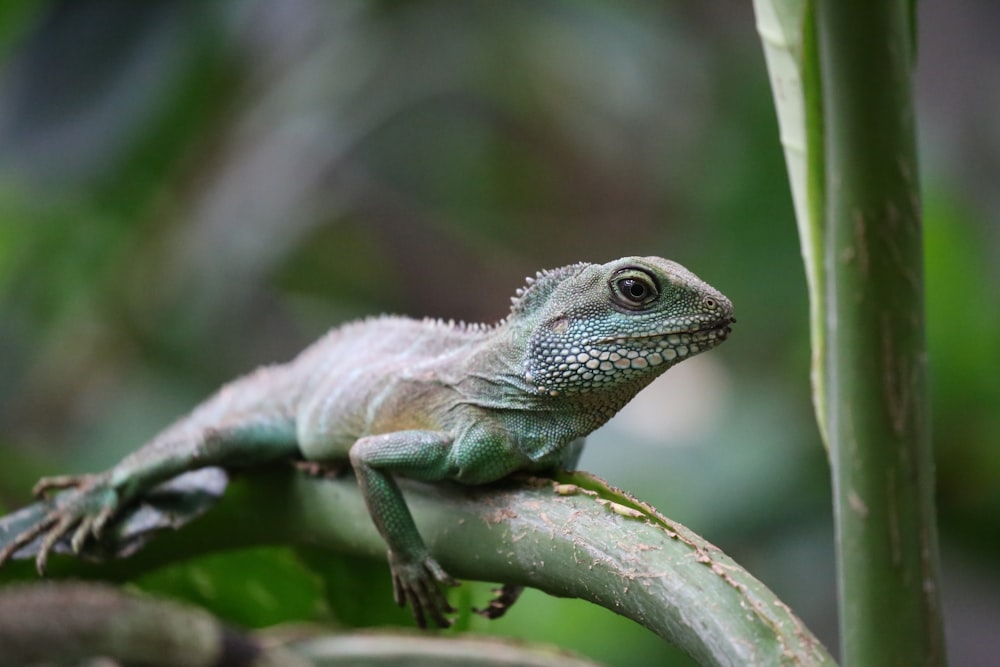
[516,256,734,401]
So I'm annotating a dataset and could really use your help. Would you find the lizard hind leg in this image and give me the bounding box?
[474,584,525,619]
[1,416,300,575]
[0,472,117,573]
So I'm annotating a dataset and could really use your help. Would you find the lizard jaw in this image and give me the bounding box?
[593,315,736,347]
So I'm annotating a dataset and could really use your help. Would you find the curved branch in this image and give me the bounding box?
[0,580,310,667]
[0,468,836,666]
[0,580,605,667]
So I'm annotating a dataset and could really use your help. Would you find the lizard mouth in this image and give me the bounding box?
[572,318,733,370]
[531,316,735,384]
[594,316,736,347]
[693,316,735,342]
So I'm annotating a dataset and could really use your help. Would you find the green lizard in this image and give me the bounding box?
[0,256,734,627]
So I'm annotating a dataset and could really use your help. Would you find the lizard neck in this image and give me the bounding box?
[458,320,660,439]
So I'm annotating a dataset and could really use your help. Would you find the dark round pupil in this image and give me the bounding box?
[622,278,647,300]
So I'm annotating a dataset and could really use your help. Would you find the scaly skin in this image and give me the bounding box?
[0,256,734,627]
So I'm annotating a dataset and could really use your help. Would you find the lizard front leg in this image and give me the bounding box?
[348,430,467,628]
[348,427,531,628]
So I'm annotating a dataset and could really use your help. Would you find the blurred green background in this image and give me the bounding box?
[0,1,996,665]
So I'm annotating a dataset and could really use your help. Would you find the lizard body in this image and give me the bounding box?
[0,256,734,627]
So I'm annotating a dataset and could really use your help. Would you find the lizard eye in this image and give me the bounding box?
[610,269,659,309]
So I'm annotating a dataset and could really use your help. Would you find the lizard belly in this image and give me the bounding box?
[295,372,457,461]
[295,367,373,461]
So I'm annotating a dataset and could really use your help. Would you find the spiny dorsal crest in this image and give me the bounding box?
[507,262,589,317]
[421,317,491,333]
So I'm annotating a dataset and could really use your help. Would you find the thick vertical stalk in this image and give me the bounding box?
[816,1,945,664]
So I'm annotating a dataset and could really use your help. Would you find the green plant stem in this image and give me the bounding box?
[816,1,945,664]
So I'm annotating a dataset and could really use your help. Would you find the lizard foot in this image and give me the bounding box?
[474,584,525,620]
[0,473,119,574]
[292,460,347,479]
[387,550,458,629]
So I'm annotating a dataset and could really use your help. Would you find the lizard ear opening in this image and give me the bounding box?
[609,268,660,310]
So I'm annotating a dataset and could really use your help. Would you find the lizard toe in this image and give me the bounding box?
[70,515,95,554]
[0,513,57,568]
[474,584,525,620]
[36,514,76,575]
[32,474,89,499]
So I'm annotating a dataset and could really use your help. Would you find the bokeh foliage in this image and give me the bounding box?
[0,2,996,665]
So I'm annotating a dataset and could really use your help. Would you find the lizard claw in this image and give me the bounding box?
[0,514,57,573]
[387,550,458,628]
[0,473,119,573]
[32,474,90,499]
[70,515,96,554]
[474,584,525,620]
